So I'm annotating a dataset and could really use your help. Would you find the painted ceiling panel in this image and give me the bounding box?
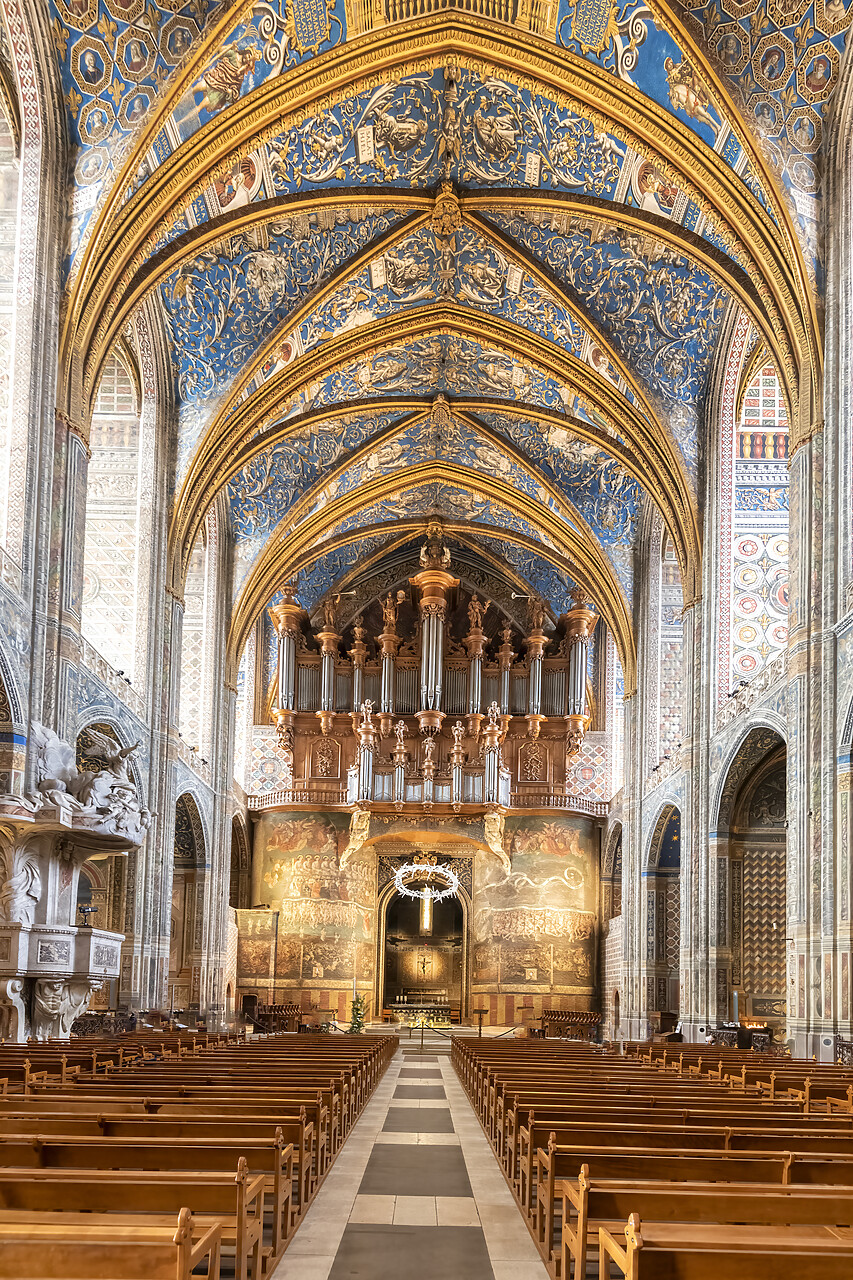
[683,0,853,278]
[133,66,752,271]
[471,410,643,546]
[53,0,219,275]
[260,331,625,430]
[227,408,409,589]
[165,208,405,481]
[320,481,559,552]
[484,208,731,478]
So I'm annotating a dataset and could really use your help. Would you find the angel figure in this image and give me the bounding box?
[75,731,140,811]
[664,57,720,140]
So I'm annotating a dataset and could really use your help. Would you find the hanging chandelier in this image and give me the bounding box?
[394,858,459,903]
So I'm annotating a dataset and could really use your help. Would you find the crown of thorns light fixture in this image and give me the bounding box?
[394,861,459,903]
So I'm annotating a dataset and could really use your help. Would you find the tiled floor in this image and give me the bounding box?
[270,1046,548,1280]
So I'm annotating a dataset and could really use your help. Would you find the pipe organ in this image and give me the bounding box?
[266,531,603,811]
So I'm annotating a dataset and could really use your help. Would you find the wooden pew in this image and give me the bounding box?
[598,1212,853,1280]
[0,1206,221,1280]
[0,1132,294,1254]
[561,1166,853,1280]
[0,1161,262,1280]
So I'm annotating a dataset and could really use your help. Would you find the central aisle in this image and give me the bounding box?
[272,1043,548,1280]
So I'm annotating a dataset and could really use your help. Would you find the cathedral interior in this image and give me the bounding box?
[0,0,852,1067]
[3,2,853,1274]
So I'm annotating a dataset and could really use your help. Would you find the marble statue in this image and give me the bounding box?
[0,846,41,927]
[31,978,98,1041]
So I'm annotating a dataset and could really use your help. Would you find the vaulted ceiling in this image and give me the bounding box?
[48,0,846,691]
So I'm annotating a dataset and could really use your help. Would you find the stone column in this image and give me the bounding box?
[497,625,515,740]
[524,599,548,740]
[316,625,341,736]
[483,701,503,805]
[450,720,466,809]
[392,720,408,808]
[355,700,378,803]
[349,618,368,717]
[269,585,305,769]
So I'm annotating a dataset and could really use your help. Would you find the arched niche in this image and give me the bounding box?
[0,651,24,795]
[229,813,251,910]
[602,822,623,922]
[645,804,682,1027]
[375,876,471,1022]
[169,791,207,1012]
[713,727,787,1033]
[370,840,476,1021]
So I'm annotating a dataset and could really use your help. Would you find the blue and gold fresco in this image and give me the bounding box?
[141,67,750,273]
[52,0,220,273]
[163,208,404,480]
[485,208,730,478]
[472,410,643,546]
[683,0,853,275]
[226,408,641,600]
[227,410,407,588]
[322,482,559,553]
[160,205,403,399]
[258,331,624,430]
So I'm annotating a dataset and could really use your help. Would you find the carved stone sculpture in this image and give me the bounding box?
[0,846,41,927]
[31,978,99,1041]
[483,809,510,872]
[340,807,371,867]
[0,978,27,1041]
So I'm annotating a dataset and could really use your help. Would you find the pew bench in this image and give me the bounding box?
[598,1212,853,1280]
[561,1166,853,1280]
[0,1206,221,1280]
[0,1160,264,1280]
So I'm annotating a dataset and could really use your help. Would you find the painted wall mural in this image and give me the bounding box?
[730,363,790,684]
[472,815,598,1001]
[241,811,375,1010]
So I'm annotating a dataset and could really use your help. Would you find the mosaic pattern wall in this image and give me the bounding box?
[730,363,790,685]
[80,354,140,677]
[659,536,684,758]
[0,113,17,556]
[178,538,206,751]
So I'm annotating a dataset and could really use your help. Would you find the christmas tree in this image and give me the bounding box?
[347,993,366,1035]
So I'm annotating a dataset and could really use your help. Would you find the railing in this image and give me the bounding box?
[346,0,554,35]
[80,636,147,721]
[510,791,608,816]
[247,787,348,810]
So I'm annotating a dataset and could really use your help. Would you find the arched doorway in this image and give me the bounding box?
[714,728,787,1037]
[646,805,681,1031]
[380,891,465,1018]
[168,792,206,1012]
